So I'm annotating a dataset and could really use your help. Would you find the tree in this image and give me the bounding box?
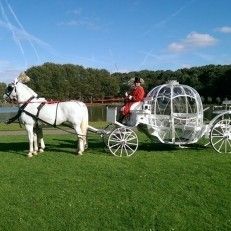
[8,62,229,103]
[0,82,6,103]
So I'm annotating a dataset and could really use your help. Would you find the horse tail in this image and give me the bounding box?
[80,104,89,149]
[81,109,88,134]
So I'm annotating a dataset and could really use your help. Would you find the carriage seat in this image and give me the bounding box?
[130,96,153,113]
[130,101,143,111]
[125,100,152,126]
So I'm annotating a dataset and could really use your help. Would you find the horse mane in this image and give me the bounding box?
[18,72,30,83]
[18,82,38,98]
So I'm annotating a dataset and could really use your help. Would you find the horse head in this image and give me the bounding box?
[4,80,38,104]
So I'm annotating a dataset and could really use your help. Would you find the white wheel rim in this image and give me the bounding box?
[210,119,231,153]
[108,127,138,157]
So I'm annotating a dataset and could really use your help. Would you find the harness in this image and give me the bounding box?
[6,96,35,124]
[7,99,78,135]
[5,83,84,136]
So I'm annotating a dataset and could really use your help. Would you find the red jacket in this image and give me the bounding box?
[122,86,145,115]
[129,86,145,102]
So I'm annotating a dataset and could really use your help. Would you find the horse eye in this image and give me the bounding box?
[6,85,14,93]
[8,86,13,91]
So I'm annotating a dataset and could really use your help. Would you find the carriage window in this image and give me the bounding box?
[148,88,158,98]
[173,96,197,113]
[158,87,171,98]
[156,96,171,115]
[185,87,195,97]
[173,87,183,97]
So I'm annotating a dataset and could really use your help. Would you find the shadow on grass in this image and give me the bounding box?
[0,136,211,157]
[0,141,28,156]
[138,140,210,152]
[51,137,108,156]
[53,136,211,156]
[0,135,108,156]
[0,140,80,156]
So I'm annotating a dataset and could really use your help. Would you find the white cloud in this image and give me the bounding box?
[58,8,100,30]
[168,32,217,53]
[58,18,100,30]
[168,42,186,53]
[216,26,231,33]
[185,32,216,46]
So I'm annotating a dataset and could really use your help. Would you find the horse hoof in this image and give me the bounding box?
[33,151,38,156]
[27,153,33,158]
[77,151,83,156]
[39,149,44,153]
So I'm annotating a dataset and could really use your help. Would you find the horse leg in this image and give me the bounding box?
[39,138,45,153]
[25,124,35,157]
[73,124,85,155]
[33,131,39,155]
[37,126,45,153]
[81,119,88,150]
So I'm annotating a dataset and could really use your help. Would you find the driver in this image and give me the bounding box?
[120,77,145,117]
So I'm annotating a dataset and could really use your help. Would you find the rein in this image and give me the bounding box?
[6,96,35,124]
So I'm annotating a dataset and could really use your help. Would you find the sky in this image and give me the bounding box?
[0,0,231,83]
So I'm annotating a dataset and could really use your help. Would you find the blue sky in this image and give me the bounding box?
[0,0,231,83]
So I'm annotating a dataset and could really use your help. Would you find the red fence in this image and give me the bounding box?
[86,97,124,104]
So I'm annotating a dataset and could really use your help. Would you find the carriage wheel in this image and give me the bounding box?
[210,119,231,153]
[107,127,138,157]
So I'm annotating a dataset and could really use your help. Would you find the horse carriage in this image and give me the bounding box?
[91,80,231,156]
[3,74,231,157]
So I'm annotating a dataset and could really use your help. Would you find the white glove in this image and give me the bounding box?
[128,95,133,100]
[125,92,128,97]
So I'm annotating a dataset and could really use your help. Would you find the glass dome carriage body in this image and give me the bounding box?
[138,80,204,144]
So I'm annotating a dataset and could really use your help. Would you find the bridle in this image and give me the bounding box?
[4,83,17,102]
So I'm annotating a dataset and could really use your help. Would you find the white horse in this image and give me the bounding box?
[4,78,88,157]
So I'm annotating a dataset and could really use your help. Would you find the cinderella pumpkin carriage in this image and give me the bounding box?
[4,73,231,157]
[103,80,231,156]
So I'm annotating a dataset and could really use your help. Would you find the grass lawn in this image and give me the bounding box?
[0,122,230,230]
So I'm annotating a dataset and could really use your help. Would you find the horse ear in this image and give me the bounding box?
[18,72,30,83]
[13,77,19,84]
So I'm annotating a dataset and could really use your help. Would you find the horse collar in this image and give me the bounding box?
[6,96,36,124]
[20,96,36,107]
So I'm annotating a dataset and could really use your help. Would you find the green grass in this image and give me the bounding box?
[0,123,230,230]
[0,122,23,131]
[0,121,107,131]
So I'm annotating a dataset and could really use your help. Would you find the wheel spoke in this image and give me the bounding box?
[213,127,224,136]
[227,139,231,149]
[110,137,122,142]
[108,127,138,157]
[126,141,138,146]
[210,118,231,153]
[113,144,122,155]
[125,143,136,152]
[110,142,121,149]
[123,144,129,156]
[212,135,224,138]
[212,137,223,146]
[218,139,225,152]
[126,135,137,141]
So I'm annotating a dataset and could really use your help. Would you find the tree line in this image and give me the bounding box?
[0,62,231,104]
